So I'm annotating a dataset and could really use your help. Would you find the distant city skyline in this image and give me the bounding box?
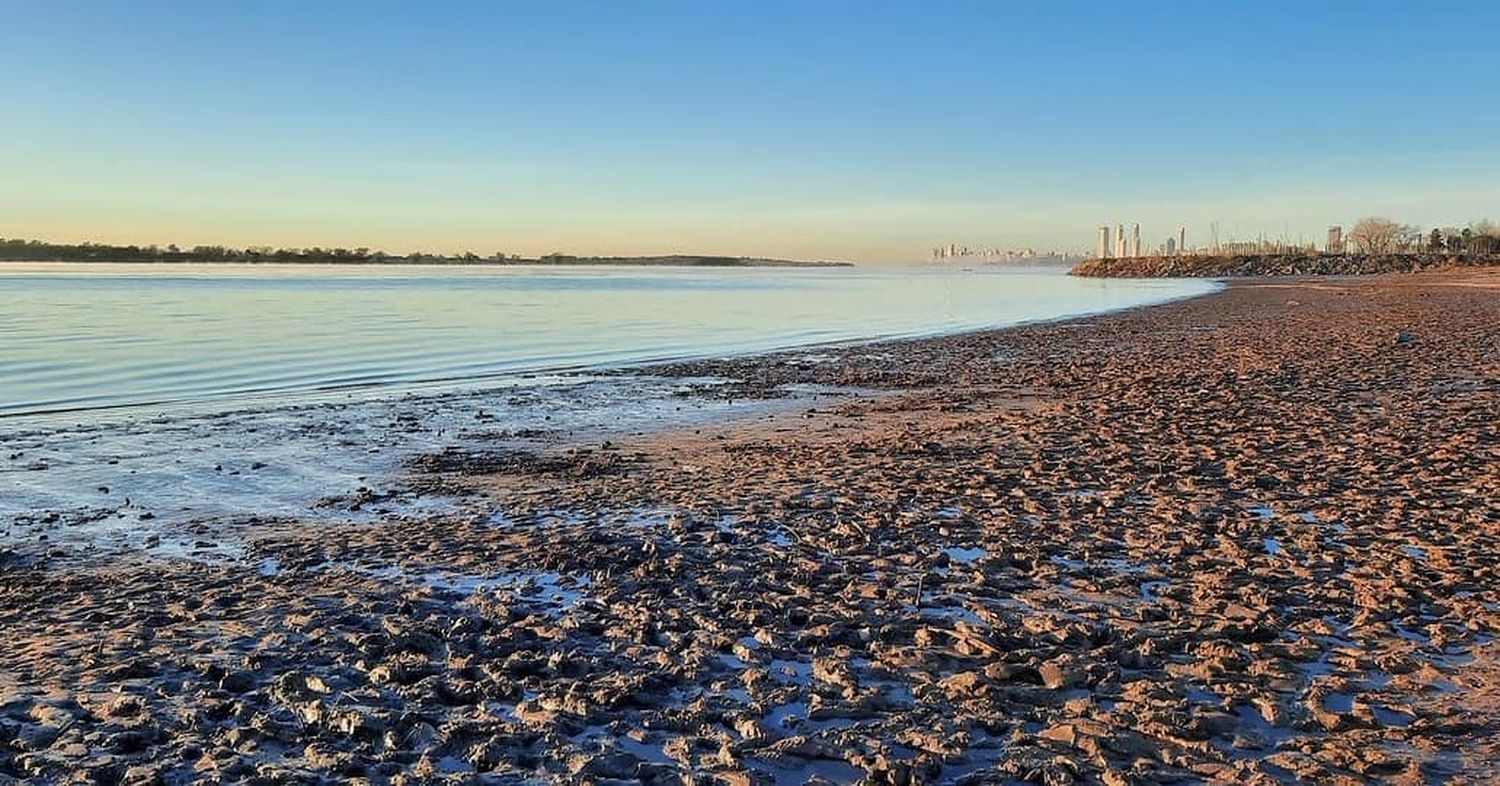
[3,2,1498,263]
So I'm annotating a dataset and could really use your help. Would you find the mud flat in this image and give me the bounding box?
[1,270,1497,784]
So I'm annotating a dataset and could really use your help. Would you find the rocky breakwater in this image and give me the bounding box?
[0,269,1496,784]
[1071,252,1499,278]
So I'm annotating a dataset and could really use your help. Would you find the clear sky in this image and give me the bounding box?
[3,1,1498,262]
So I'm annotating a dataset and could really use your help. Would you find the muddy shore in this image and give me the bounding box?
[1,270,1497,784]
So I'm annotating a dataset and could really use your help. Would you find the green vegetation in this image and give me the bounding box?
[0,238,851,267]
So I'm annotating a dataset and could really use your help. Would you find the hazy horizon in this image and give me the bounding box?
[4,1,1499,262]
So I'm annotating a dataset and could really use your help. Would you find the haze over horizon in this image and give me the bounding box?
[4,1,1499,263]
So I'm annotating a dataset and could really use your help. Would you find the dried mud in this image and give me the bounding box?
[1,270,1496,785]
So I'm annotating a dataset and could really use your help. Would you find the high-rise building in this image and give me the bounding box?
[1166,237,1177,256]
[1177,226,1187,256]
[1131,224,1141,258]
[1326,226,1344,254]
[1116,224,1126,258]
[1097,226,1111,259]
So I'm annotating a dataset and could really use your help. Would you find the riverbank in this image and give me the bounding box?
[1,270,1496,784]
[1071,251,1500,278]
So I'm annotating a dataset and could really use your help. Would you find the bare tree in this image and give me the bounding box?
[1470,219,1499,254]
[1438,226,1465,253]
[1348,217,1403,254]
[1398,223,1423,250]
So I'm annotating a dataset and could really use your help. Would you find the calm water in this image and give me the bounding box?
[2,263,1217,550]
[0,263,1213,417]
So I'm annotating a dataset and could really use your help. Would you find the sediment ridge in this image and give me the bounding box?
[1071,252,1500,278]
[0,270,1496,784]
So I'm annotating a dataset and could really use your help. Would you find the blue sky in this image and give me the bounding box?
[3,1,1498,261]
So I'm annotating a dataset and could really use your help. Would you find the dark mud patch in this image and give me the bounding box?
[405,446,628,479]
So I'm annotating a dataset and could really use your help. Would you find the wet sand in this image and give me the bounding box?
[1,270,1497,784]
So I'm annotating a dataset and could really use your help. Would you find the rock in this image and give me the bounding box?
[572,751,643,780]
[765,735,847,761]
[940,671,989,701]
[1039,723,1082,746]
[861,753,917,785]
[466,738,511,772]
[984,662,1027,681]
[398,720,439,751]
[1251,695,1287,725]
[103,694,145,719]
[329,709,383,740]
[14,723,61,751]
[1222,603,1262,622]
[731,714,772,742]
[1038,659,1083,690]
[121,764,167,785]
[219,671,257,694]
[811,657,858,691]
[713,771,766,786]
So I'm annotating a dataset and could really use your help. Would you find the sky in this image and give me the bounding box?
[3,1,1499,262]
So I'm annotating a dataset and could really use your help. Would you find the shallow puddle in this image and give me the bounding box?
[309,561,593,613]
[744,756,866,786]
[1399,544,1429,562]
[943,546,987,565]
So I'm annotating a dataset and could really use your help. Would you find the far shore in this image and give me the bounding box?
[0,239,853,268]
[0,255,854,268]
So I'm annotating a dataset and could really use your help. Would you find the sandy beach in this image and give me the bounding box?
[1,269,1497,784]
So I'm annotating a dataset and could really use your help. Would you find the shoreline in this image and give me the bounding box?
[0,257,854,269]
[1071,251,1500,278]
[1,270,1497,783]
[0,271,1215,422]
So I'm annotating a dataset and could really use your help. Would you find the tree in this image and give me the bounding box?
[1470,220,1498,254]
[1348,217,1403,254]
[1429,228,1443,251]
[1437,227,1465,253]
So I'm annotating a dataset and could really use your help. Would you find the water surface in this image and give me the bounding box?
[0,263,1214,417]
[0,263,1217,550]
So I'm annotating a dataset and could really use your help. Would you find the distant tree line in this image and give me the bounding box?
[0,239,849,267]
[1348,217,1499,255]
[0,238,526,264]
